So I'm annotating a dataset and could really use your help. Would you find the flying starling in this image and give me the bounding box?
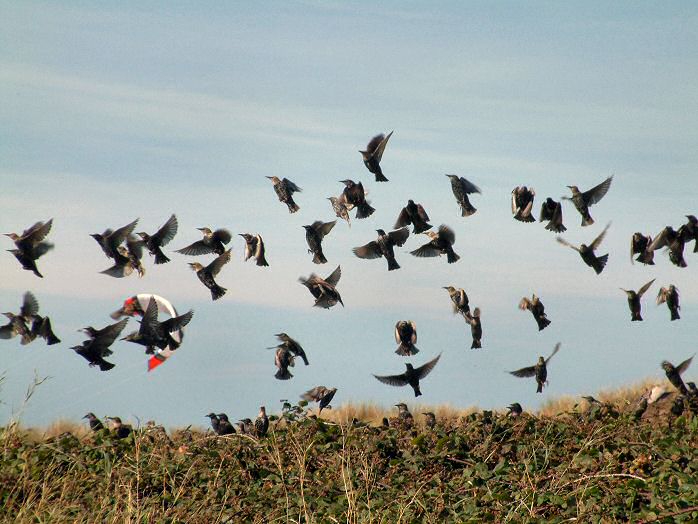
[353,227,409,271]
[507,403,523,418]
[563,175,613,226]
[681,215,698,252]
[302,386,337,413]
[121,298,193,354]
[239,233,269,267]
[91,218,139,259]
[464,307,482,349]
[657,285,680,321]
[395,200,432,234]
[328,196,351,227]
[339,180,375,219]
[267,176,301,213]
[556,222,610,274]
[422,411,436,429]
[188,249,231,300]
[137,214,178,264]
[374,353,442,397]
[518,294,551,331]
[73,318,128,371]
[0,291,42,345]
[29,314,60,346]
[176,227,232,256]
[299,265,343,309]
[539,198,566,233]
[107,417,132,439]
[360,131,393,182]
[83,413,104,432]
[511,186,536,222]
[255,406,269,437]
[443,286,470,317]
[273,333,308,365]
[446,175,480,217]
[661,355,693,395]
[647,226,687,268]
[304,220,336,264]
[394,320,418,356]
[206,413,221,434]
[395,403,414,423]
[5,219,54,278]
[100,235,145,278]
[274,346,295,380]
[620,279,655,321]
[410,225,460,264]
[510,342,561,393]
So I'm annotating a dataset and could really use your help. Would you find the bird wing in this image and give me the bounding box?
[109,219,139,252]
[301,385,327,402]
[206,249,232,277]
[458,177,481,194]
[438,225,456,245]
[556,236,580,252]
[373,373,409,387]
[630,233,639,263]
[161,309,194,332]
[416,204,430,222]
[316,220,337,239]
[675,355,694,376]
[511,188,519,214]
[589,223,611,251]
[410,243,441,258]
[394,207,411,228]
[139,298,160,335]
[254,234,265,260]
[21,291,39,318]
[282,178,302,194]
[100,257,134,278]
[637,279,655,298]
[388,227,410,247]
[324,265,342,287]
[0,324,15,339]
[175,240,215,256]
[539,200,553,222]
[152,214,178,246]
[510,365,537,378]
[409,321,417,343]
[22,219,53,243]
[545,342,561,364]
[127,235,144,259]
[97,319,129,347]
[518,297,532,311]
[368,131,393,161]
[656,287,668,305]
[414,353,441,379]
[582,175,613,206]
[394,321,402,344]
[647,227,670,252]
[212,229,232,245]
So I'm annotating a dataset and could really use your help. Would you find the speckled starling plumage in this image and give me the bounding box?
[304,220,336,264]
[518,294,551,331]
[239,233,269,267]
[446,175,480,217]
[511,186,536,222]
[299,266,343,309]
[339,180,375,219]
[267,176,302,213]
[465,307,482,349]
[563,176,613,226]
[395,200,432,234]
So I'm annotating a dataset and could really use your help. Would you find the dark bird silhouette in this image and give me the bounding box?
[556,222,610,274]
[681,215,698,252]
[353,228,409,271]
[255,406,269,437]
[464,307,483,349]
[272,333,308,365]
[410,225,459,264]
[395,200,432,234]
[73,318,128,371]
[0,311,32,345]
[422,411,436,429]
[328,196,351,227]
[216,413,236,435]
[662,355,693,395]
[5,219,54,277]
[239,233,269,267]
[360,131,393,182]
[83,413,104,432]
[511,186,536,222]
[237,418,253,435]
[443,286,470,317]
[339,180,374,219]
[302,386,337,413]
[374,353,442,397]
[539,197,566,233]
[91,219,139,259]
[304,220,336,264]
[29,314,60,346]
[299,266,343,309]
[100,235,145,278]
[107,417,132,439]
[670,396,685,419]
[518,294,551,331]
[121,298,193,354]
[630,233,655,265]
[620,279,655,321]
[137,214,178,264]
[647,226,687,268]
[687,382,698,397]
[446,175,480,217]
[188,249,231,300]
[206,413,221,434]
[563,175,613,226]
[267,176,301,213]
[395,403,414,424]
[507,403,523,418]
[394,320,418,356]
[0,291,46,345]
[657,285,680,321]
[274,346,295,380]
[510,343,561,393]
[176,227,232,256]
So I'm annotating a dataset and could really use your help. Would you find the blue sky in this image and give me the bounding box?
[1,2,697,429]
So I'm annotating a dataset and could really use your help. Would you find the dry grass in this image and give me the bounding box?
[317,401,480,426]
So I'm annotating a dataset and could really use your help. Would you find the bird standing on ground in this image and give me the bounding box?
[563,175,613,226]
[353,228,409,271]
[83,413,104,432]
[411,225,460,264]
[518,294,551,331]
[255,407,269,437]
[303,220,336,264]
[394,320,418,356]
[73,318,128,371]
[511,186,536,222]
[446,175,480,217]
[239,233,269,267]
[510,343,561,393]
[443,286,470,317]
[374,354,442,397]
[302,386,337,413]
[274,346,295,380]
[395,200,432,234]
[272,333,308,365]
[176,227,231,256]
[137,214,178,265]
[556,223,611,274]
[339,180,375,219]
[630,233,655,265]
[465,308,483,349]
[267,176,301,213]
[662,356,694,395]
[620,279,655,321]
[5,219,54,278]
[657,285,680,321]
[188,249,231,300]
[299,266,343,308]
[360,132,393,182]
[216,413,236,435]
[539,198,566,233]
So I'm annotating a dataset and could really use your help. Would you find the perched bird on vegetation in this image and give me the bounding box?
[299,266,343,308]
[563,176,613,226]
[443,286,470,317]
[360,132,393,182]
[216,413,236,435]
[274,346,295,380]
[176,227,231,256]
[511,186,536,222]
[422,411,436,429]
[328,196,351,227]
[518,294,551,331]
[395,200,432,234]
[239,233,269,267]
[83,413,104,432]
[237,418,253,435]
[302,386,337,413]
[73,319,128,371]
[539,198,566,233]
[206,413,220,434]
[620,279,655,321]
[188,249,231,300]
[655,285,680,321]
[272,333,308,365]
[464,308,483,349]
[647,226,687,268]
[395,403,414,424]
[255,407,269,437]
[374,354,442,397]
[510,343,561,393]
[633,396,648,421]
[107,417,132,439]
[394,320,418,356]
[304,220,336,264]
[137,214,178,265]
[556,223,610,274]
[411,225,459,264]
[5,219,54,278]
[339,180,375,219]
[121,298,193,354]
[267,176,301,213]
[353,228,409,271]
[630,233,655,265]
[687,382,698,397]
[507,403,523,418]
[661,356,693,395]
[446,175,480,217]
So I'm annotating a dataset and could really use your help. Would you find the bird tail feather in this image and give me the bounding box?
[287,199,300,213]
[313,251,327,264]
[387,258,400,271]
[154,251,170,264]
[594,254,609,274]
[471,339,481,349]
[100,361,115,371]
[447,250,460,264]
[275,369,293,380]
[537,317,551,331]
[211,285,227,301]
[355,202,375,219]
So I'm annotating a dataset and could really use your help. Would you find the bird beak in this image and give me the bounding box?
[265,176,273,179]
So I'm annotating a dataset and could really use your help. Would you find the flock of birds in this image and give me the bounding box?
[3,131,698,430]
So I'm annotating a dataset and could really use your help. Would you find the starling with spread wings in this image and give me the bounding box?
[563,175,613,226]
[511,186,536,222]
[272,333,308,365]
[299,266,343,309]
[657,285,680,321]
[239,233,269,267]
[353,227,409,271]
[510,343,561,393]
[176,227,231,256]
[301,386,337,413]
[267,176,301,213]
[556,223,610,274]
[395,200,432,234]
[373,353,442,397]
[304,220,336,264]
[446,175,480,217]
[662,355,694,395]
[73,318,129,371]
[121,298,193,354]
[188,249,231,300]
[5,219,54,278]
[360,131,393,182]
[647,226,687,268]
[630,232,655,265]
[518,294,551,331]
[681,215,698,252]
[410,225,460,264]
[620,279,655,321]
[91,219,139,259]
[539,198,566,233]
[0,291,39,345]
[339,180,375,219]
[394,320,418,356]
[137,214,178,265]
